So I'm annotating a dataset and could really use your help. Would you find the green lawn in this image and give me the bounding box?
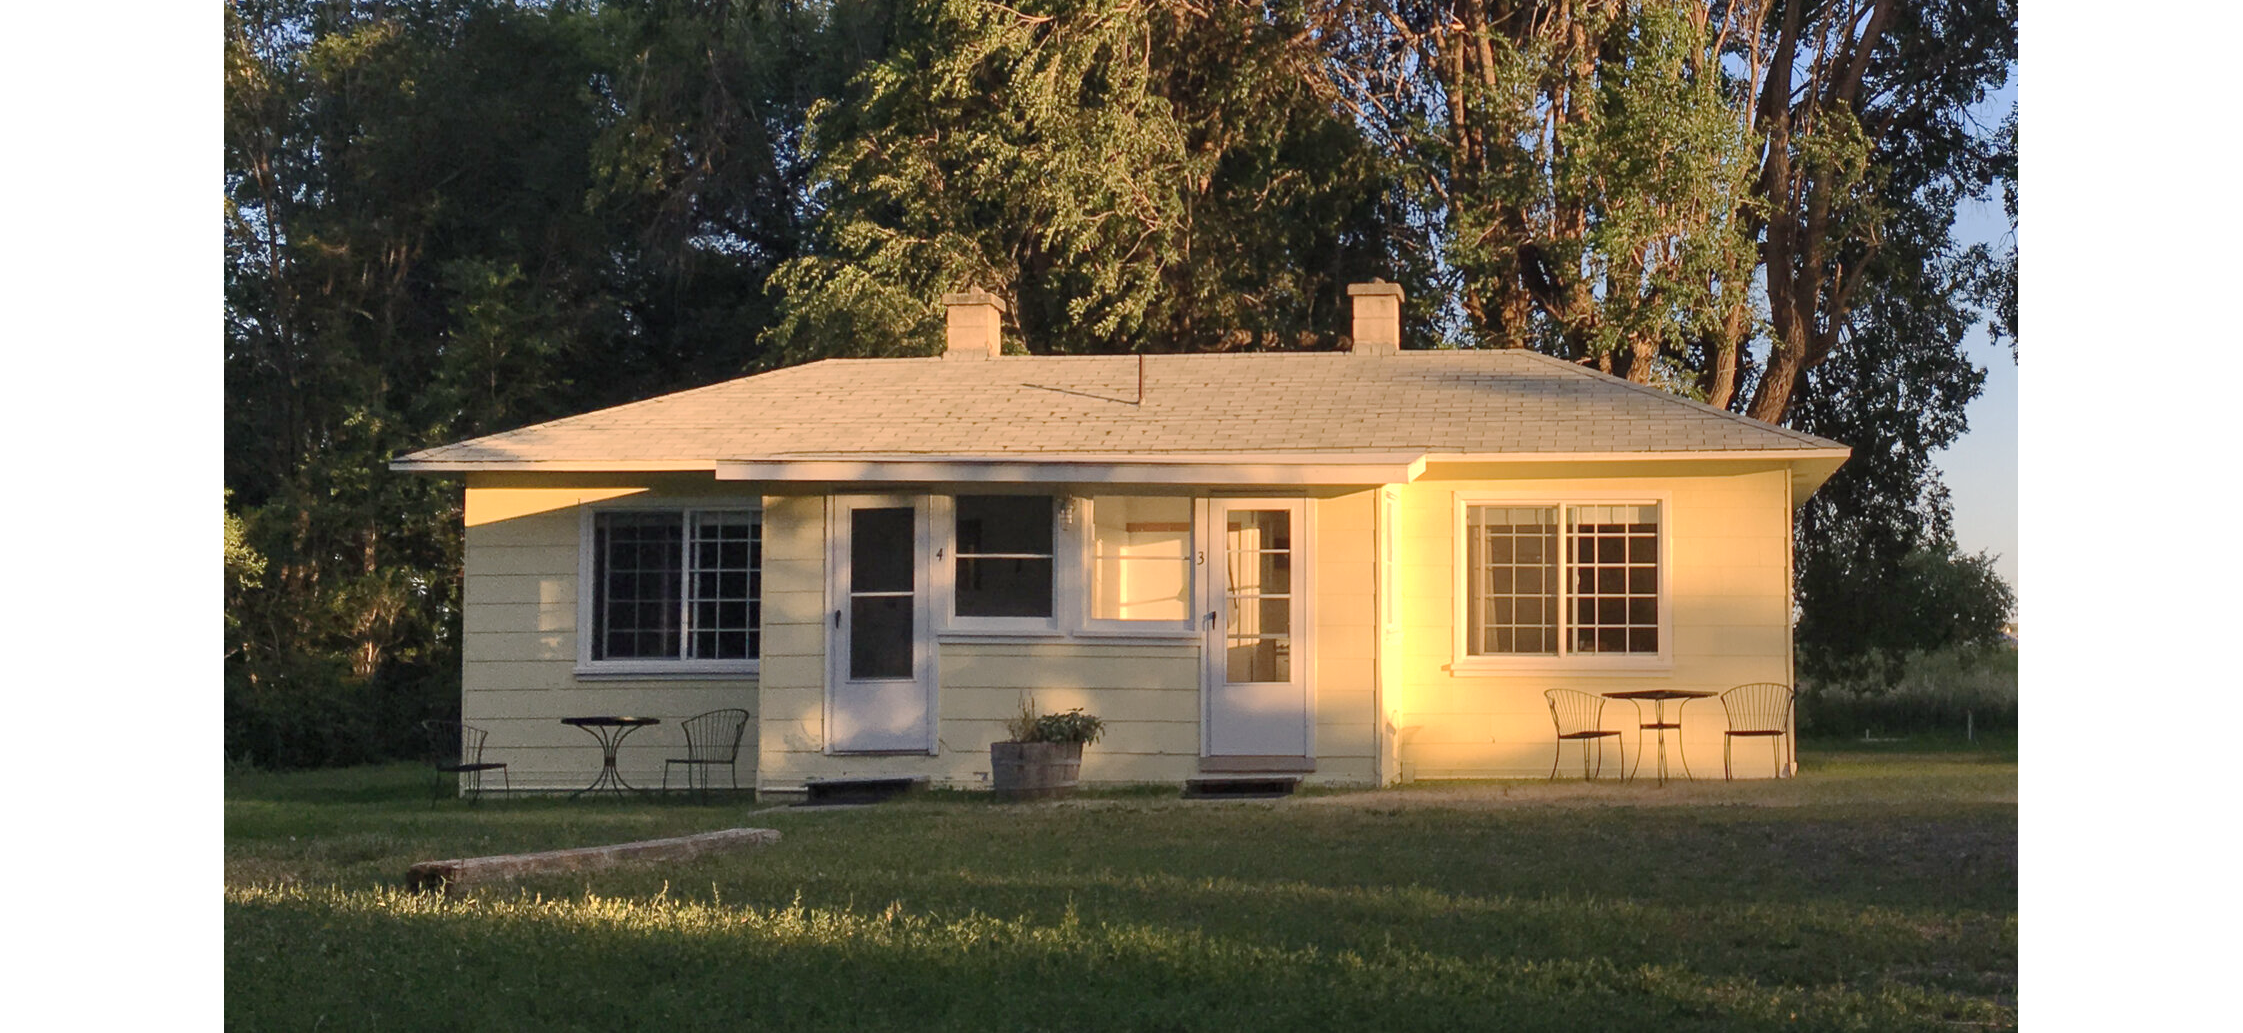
[226,746,2016,1031]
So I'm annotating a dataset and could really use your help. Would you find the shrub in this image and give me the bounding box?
[224,654,458,770]
[1000,697,1105,746]
[1796,641,2016,738]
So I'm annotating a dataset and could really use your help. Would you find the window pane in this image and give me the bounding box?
[1225,595,1291,638]
[956,496,1053,555]
[850,596,913,679]
[852,508,914,593]
[686,511,760,661]
[955,496,1053,618]
[1090,496,1192,621]
[1226,510,1291,551]
[592,512,682,660]
[1565,504,1659,655]
[1226,636,1289,683]
[594,509,759,664]
[956,558,1054,617]
[1464,506,1558,656]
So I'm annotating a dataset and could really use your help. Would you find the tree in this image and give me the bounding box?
[1737,0,2015,424]
[1991,98,2027,360]
[1306,1,2013,420]
[1313,0,1762,393]
[1787,219,2008,677]
[223,0,857,763]
[763,0,1395,360]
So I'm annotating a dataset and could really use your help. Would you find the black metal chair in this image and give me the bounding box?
[1543,689,1627,781]
[1710,682,1794,780]
[423,720,508,805]
[663,709,751,802]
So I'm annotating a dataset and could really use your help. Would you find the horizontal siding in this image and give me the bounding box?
[1387,467,1794,780]
[460,483,1394,792]
[459,479,767,791]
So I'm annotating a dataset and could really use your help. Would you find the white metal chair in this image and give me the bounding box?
[1709,683,1794,779]
[1543,689,1628,781]
[423,720,508,805]
[663,708,751,801]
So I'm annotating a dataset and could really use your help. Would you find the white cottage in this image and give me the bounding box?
[394,283,1847,794]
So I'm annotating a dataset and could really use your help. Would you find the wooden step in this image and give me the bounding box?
[1183,776,1301,800]
[803,775,929,805]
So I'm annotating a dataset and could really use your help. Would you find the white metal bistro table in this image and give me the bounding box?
[560,716,660,798]
[1600,689,1714,786]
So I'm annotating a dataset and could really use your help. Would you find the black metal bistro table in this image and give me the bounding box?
[1601,690,1714,786]
[560,716,660,798]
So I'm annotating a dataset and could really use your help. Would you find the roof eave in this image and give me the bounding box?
[388,459,720,474]
[714,453,1431,486]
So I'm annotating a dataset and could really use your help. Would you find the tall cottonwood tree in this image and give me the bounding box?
[1305,0,2012,420]
[1311,0,1762,395]
[1738,0,2015,424]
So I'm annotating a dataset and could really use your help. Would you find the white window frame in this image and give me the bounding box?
[1449,491,1673,675]
[933,492,1070,637]
[1078,493,1202,638]
[575,498,763,679]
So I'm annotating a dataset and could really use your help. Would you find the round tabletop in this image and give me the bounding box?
[1600,689,1715,701]
[561,716,661,727]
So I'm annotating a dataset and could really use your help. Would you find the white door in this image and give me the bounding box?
[826,496,936,754]
[1205,499,1312,760]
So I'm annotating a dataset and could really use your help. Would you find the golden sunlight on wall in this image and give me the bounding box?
[1383,463,1795,780]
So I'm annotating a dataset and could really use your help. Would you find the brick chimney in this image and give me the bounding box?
[941,288,1007,358]
[1346,280,1404,355]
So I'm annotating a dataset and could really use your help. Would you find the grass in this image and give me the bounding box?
[226,750,2015,1031]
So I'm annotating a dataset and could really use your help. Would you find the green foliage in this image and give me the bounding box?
[1784,81,2013,672]
[1028,709,1104,745]
[1355,2,1762,366]
[764,0,1394,360]
[1001,696,1104,745]
[224,1,856,763]
[1797,542,2013,684]
[225,651,457,770]
[1991,97,2027,363]
[1797,642,2017,739]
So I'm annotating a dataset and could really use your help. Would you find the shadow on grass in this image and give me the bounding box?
[227,749,2017,1031]
[228,883,2008,1033]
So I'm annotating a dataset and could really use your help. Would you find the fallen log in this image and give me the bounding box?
[407,827,781,897]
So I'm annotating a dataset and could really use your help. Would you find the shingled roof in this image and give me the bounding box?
[394,349,1844,474]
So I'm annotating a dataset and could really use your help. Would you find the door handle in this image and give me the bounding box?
[833,609,842,628]
[1205,610,1217,628]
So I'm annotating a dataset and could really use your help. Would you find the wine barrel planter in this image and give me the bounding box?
[990,741,1084,801]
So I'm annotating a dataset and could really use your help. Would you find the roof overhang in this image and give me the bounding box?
[390,459,719,473]
[711,452,1432,486]
[1417,448,1852,504]
[393,447,1849,497]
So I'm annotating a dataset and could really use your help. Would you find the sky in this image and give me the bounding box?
[1927,80,2020,595]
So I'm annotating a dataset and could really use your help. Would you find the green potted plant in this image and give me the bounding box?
[990,698,1104,801]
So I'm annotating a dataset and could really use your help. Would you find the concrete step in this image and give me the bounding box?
[803,775,929,805]
[1183,776,1301,800]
